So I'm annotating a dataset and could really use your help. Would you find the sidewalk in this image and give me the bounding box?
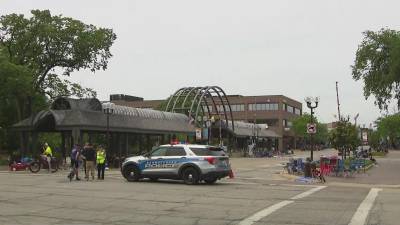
[327,151,400,185]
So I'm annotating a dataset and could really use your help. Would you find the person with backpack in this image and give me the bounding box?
[68,144,81,181]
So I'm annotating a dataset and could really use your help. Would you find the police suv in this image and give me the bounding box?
[121,144,231,184]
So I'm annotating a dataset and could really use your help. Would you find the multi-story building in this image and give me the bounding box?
[110,94,302,151]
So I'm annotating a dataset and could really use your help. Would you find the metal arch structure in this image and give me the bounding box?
[164,86,234,132]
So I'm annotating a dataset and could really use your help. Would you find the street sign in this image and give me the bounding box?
[195,128,202,141]
[307,123,317,134]
[362,130,368,142]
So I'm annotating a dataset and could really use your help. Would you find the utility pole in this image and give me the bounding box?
[253,96,257,146]
[336,81,341,121]
[354,113,359,127]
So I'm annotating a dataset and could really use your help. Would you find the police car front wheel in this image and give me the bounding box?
[182,167,199,185]
[123,165,140,182]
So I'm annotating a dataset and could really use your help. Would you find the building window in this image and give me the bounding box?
[215,104,244,112]
[294,108,301,115]
[203,105,212,112]
[216,105,224,112]
[287,105,294,113]
[230,104,245,112]
[249,103,278,111]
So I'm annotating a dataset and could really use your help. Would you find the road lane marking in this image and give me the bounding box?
[238,186,326,225]
[290,185,326,200]
[348,188,382,225]
[238,200,294,225]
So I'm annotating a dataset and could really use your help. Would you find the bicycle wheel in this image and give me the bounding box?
[29,162,41,173]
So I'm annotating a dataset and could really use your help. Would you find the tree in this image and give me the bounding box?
[291,113,329,149]
[368,130,381,150]
[0,47,46,152]
[376,114,400,149]
[0,9,116,117]
[329,118,360,159]
[0,10,116,153]
[352,28,400,111]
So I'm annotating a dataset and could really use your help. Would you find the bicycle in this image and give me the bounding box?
[29,155,59,173]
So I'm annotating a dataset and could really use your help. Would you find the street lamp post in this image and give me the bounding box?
[103,102,115,156]
[205,118,212,145]
[305,97,319,161]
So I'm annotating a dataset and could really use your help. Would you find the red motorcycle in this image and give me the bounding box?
[29,155,59,173]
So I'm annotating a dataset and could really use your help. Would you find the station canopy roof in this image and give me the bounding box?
[224,121,281,138]
[13,97,195,134]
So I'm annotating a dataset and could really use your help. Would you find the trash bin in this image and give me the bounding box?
[304,161,312,178]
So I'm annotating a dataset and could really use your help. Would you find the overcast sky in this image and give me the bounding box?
[3,0,400,126]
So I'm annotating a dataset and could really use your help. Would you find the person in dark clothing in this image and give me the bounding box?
[68,144,81,181]
[84,143,96,181]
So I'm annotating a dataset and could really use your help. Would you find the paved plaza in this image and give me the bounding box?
[1,150,399,225]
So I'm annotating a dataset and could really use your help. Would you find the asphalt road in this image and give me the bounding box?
[0,150,399,225]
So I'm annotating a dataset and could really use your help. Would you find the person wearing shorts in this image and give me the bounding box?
[69,144,81,181]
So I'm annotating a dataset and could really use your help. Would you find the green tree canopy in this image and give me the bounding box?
[352,28,400,110]
[329,118,359,158]
[0,9,116,100]
[376,114,400,148]
[368,130,381,150]
[0,10,116,152]
[0,47,46,151]
[291,113,328,144]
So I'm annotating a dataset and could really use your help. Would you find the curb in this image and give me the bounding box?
[328,182,400,189]
[364,163,374,171]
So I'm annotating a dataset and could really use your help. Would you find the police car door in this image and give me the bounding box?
[141,147,168,175]
[163,146,187,176]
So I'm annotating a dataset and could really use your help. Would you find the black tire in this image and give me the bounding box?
[182,167,199,185]
[29,162,41,173]
[149,177,159,182]
[51,161,58,173]
[123,165,140,182]
[204,177,218,184]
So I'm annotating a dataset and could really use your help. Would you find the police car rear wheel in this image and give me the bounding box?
[182,167,199,185]
[123,165,140,182]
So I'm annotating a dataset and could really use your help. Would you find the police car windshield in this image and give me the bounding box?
[190,147,226,156]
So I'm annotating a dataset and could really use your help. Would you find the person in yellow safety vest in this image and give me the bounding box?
[42,143,53,173]
[96,146,106,180]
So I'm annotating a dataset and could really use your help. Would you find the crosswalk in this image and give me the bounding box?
[239,186,327,225]
[237,185,385,225]
[349,188,382,225]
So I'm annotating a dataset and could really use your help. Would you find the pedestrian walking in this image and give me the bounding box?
[84,143,96,181]
[68,144,81,181]
[96,145,106,180]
